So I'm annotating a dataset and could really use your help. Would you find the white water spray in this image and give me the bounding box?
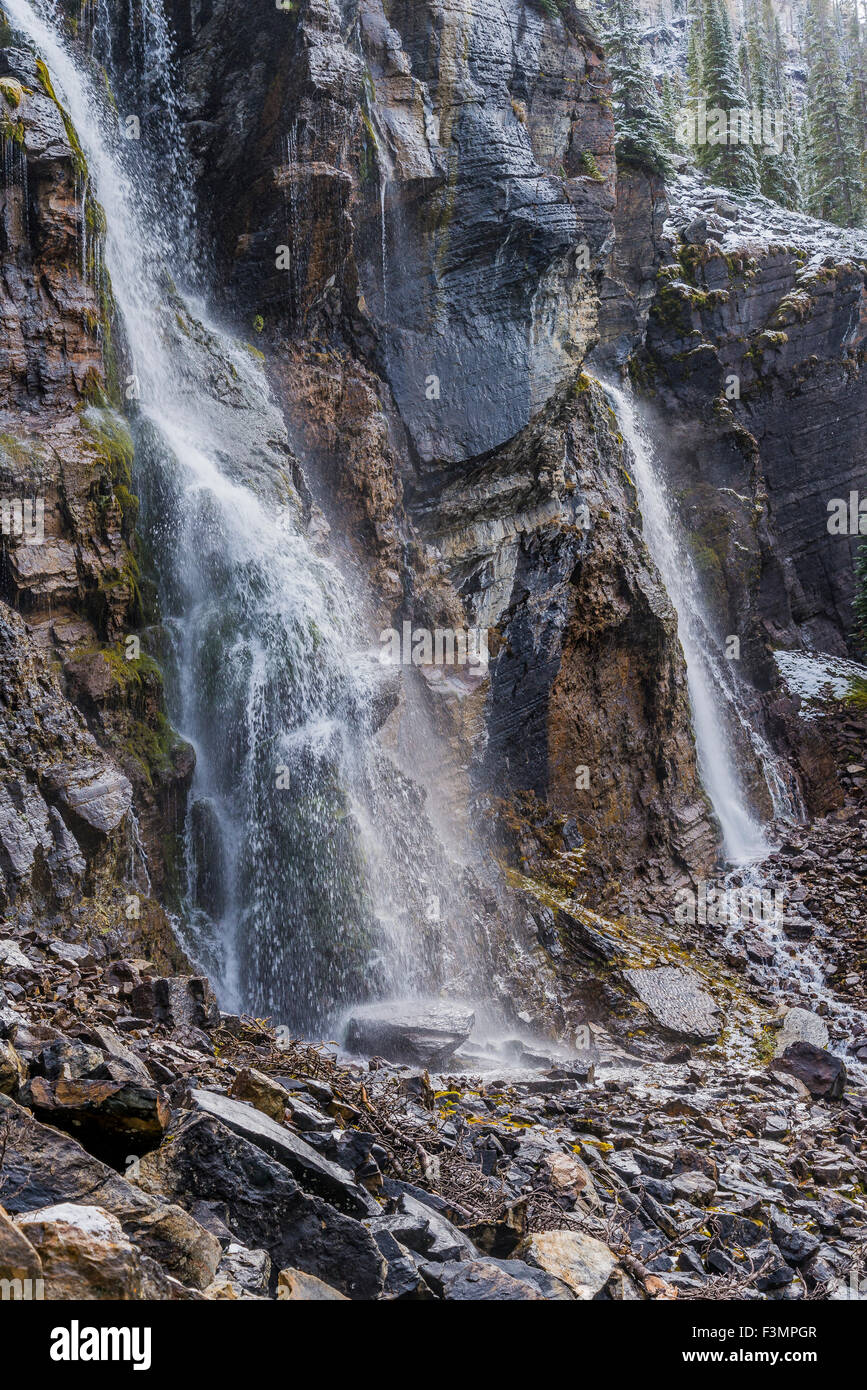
[3,0,451,1027]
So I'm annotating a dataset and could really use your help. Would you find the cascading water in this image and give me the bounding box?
[603,380,802,864]
[600,384,867,1069]
[4,0,452,1030]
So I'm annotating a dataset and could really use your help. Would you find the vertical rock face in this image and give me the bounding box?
[0,40,189,930]
[635,181,867,672]
[592,165,669,369]
[164,0,716,895]
[171,0,617,460]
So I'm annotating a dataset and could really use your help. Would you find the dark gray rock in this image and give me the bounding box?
[138,1111,385,1299]
[772,1041,847,1100]
[131,977,220,1032]
[344,1000,475,1067]
[189,1088,376,1215]
[422,1256,575,1301]
[622,966,721,1040]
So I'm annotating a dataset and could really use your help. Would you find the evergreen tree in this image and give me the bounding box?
[854,543,867,658]
[740,0,799,207]
[697,0,760,192]
[802,0,865,226]
[842,0,867,187]
[600,0,673,175]
[661,71,685,147]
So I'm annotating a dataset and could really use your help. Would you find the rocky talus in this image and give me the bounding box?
[1,862,866,1301]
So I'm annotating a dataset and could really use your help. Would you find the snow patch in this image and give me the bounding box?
[774,649,867,718]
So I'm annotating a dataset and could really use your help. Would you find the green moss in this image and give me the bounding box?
[578,151,605,181]
[81,405,135,487]
[753,1027,778,1066]
[0,431,43,469]
[36,59,86,180]
[0,114,25,145]
[123,711,178,787]
[0,77,24,109]
[846,676,867,711]
[85,553,144,632]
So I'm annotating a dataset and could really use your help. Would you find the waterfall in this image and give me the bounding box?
[603,381,801,864]
[4,0,449,1029]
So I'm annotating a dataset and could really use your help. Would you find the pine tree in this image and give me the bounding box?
[740,0,799,208]
[802,0,865,227]
[600,0,672,175]
[697,0,760,192]
[842,0,867,187]
[854,543,867,658]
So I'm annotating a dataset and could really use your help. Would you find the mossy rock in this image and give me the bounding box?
[0,78,24,109]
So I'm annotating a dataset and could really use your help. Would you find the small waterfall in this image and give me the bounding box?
[604,381,799,863]
[5,0,455,1030]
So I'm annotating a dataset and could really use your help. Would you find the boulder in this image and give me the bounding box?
[622,967,721,1040]
[189,1088,374,1214]
[72,1024,153,1085]
[344,1000,475,1066]
[46,761,132,835]
[16,1204,143,1300]
[773,1007,829,1057]
[227,1067,291,1122]
[519,1230,618,1298]
[135,1111,385,1299]
[368,1191,477,1263]
[32,1038,106,1081]
[0,940,32,972]
[130,976,220,1032]
[121,1203,221,1291]
[424,1257,575,1300]
[24,1076,170,1147]
[276,1267,349,1300]
[771,1041,847,1099]
[671,1171,717,1206]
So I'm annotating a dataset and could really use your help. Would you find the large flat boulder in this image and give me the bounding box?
[519,1229,618,1299]
[344,1000,475,1066]
[189,1088,376,1216]
[137,1111,385,1300]
[622,967,721,1041]
[774,1007,829,1057]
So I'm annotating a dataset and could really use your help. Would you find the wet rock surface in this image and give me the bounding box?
[622,967,722,1042]
[344,1001,475,1067]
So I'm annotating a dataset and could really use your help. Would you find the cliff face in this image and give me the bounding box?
[0,41,189,950]
[163,0,717,900]
[635,178,867,676]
